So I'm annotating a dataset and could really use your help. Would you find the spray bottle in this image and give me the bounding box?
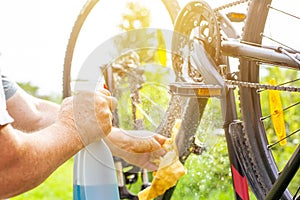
[73,140,120,200]
[72,78,119,200]
[71,38,122,198]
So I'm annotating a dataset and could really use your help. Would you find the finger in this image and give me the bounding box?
[153,134,168,146]
[110,96,118,111]
[153,148,167,157]
[144,162,159,171]
[95,91,118,112]
[103,96,117,112]
[141,138,165,153]
[97,88,111,96]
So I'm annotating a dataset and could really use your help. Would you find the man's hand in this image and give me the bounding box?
[57,89,116,146]
[106,128,167,171]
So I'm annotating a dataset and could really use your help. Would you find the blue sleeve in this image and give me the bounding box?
[0,72,14,125]
[2,75,18,100]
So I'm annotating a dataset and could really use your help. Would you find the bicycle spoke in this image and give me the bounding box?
[261,33,300,55]
[260,101,300,121]
[267,129,300,149]
[132,101,158,128]
[268,5,300,20]
[294,186,300,199]
[139,93,165,112]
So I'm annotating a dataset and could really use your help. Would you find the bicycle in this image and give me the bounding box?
[63,0,299,199]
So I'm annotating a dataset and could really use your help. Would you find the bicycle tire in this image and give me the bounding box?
[237,0,297,199]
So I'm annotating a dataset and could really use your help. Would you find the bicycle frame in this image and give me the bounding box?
[222,40,300,70]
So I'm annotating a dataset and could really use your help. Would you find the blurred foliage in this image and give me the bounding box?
[17,81,62,103]
[118,1,150,30]
[173,136,234,199]
[114,0,167,66]
[17,82,39,96]
[114,1,154,64]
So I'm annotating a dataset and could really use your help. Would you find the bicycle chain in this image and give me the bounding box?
[225,79,300,92]
[214,0,250,12]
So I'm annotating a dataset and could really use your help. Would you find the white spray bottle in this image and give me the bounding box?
[73,141,119,200]
[72,76,119,200]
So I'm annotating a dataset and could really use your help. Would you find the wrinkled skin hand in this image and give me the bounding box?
[58,89,116,146]
[106,129,167,171]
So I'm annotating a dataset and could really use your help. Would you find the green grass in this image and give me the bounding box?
[11,158,74,200]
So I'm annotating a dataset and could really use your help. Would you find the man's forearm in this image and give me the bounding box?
[0,123,83,198]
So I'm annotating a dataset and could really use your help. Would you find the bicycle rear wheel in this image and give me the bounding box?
[238,0,300,199]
